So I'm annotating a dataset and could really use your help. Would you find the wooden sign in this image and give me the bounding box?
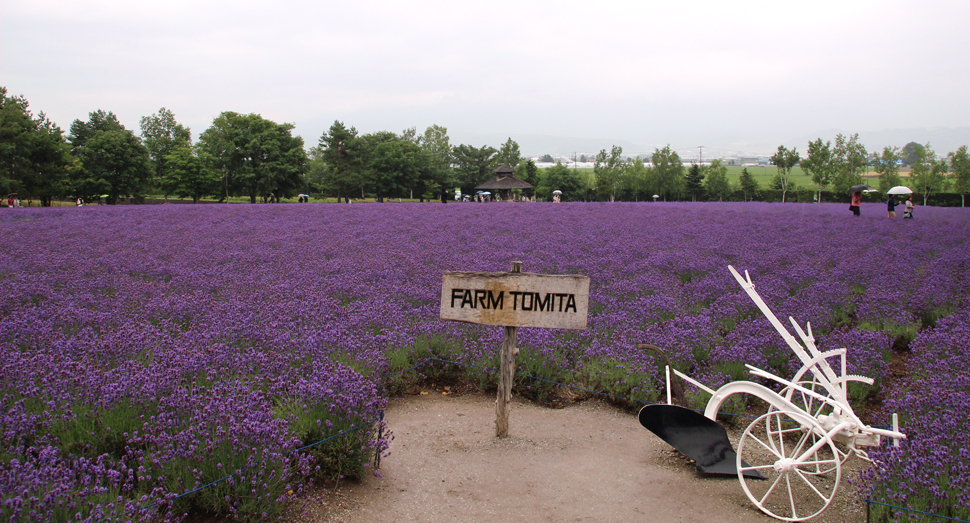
[439,263,590,439]
[439,271,590,330]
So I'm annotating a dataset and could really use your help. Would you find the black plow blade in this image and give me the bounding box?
[639,404,765,479]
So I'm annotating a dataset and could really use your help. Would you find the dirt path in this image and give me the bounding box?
[293,392,866,523]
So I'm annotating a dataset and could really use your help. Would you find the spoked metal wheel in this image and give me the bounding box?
[737,411,841,521]
[769,379,849,474]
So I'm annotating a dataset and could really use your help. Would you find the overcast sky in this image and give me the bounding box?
[3,0,968,155]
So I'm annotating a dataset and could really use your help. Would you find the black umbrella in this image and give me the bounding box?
[848,184,870,194]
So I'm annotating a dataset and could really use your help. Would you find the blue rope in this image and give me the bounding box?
[393,356,497,374]
[391,357,759,418]
[512,365,765,418]
[866,499,970,523]
[511,372,655,405]
[382,359,438,376]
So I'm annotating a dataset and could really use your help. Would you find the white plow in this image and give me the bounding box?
[651,266,906,522]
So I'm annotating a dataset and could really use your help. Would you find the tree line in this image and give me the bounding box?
[2,87,969,206]
[798,133,970,207]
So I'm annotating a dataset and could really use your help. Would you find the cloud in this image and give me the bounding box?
[2,0,968,153]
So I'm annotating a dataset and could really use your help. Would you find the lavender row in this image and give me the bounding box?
[1,201,968,521]
[859,308,970,521]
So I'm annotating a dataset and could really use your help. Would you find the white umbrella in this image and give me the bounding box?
[482,192,491,195]
[887,186,913,195]
[552,190,562,195]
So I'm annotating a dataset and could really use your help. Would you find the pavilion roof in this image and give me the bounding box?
[474,174,533,190]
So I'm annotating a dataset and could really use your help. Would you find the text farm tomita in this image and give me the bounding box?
[439,270,590,330]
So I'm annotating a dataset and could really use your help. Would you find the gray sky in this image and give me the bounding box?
[3,0,968,156]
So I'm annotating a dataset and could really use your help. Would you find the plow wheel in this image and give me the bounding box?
[737,411,841,522]
[770,378,850,474]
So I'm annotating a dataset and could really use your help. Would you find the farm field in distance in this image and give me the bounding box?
[1,201,968,522]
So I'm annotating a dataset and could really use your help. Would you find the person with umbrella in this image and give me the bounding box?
[886,186,914,219]
[848,184,868,217]
[850,191,862,216]
[887,194,897,218]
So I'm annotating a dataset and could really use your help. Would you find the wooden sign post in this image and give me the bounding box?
[439,262,590,438]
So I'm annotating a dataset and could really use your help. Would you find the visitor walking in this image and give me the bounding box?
[850,191,862,217]
[904,196,915,219]
[887,195,897,218]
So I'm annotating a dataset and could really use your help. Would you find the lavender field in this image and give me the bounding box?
[2,201,969,522]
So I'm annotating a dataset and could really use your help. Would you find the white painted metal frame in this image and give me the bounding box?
[664,266,907,522]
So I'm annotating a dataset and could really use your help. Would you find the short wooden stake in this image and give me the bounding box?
[496,261,522,438]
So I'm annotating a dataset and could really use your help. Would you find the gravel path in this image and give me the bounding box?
[292,392,866,523]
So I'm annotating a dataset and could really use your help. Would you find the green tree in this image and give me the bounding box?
[69,111,152,203]
[249,117,306,202]
[594,145,624,201]
[400,126,419,143]
[801,138,834,202]
[948,145,970,207]
[452,144,497,194]
[831,133,867,195]
[140,107,191,193]
[0,87,72,205]
[621,157,649,201]
[21,115,72,206]
[196,114,237,201]
[160,145,219,202]
[494,138,523,171]
[68,109,124,154]
[649,145,684,201]
[769,145,799,202]
[536,161,584,201]
[198,112,306,203]
[738,167,759,201]
[684,163,705,201]
[704,159,731,201]
[579,168,597,201]
[910,143,948,206]
[539,154,555,163]
[365,134,429,201]
[316,120,366,202]
[873,146,903,193]
[74,130,152,203]
[901,142,922,167]
[513,159,539,194]
[303,145,332,196]
[417,124,454,201]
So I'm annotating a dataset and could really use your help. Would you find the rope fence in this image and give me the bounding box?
[866,499,970,523]
[100,356,954,523]
[397,356,787,420]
